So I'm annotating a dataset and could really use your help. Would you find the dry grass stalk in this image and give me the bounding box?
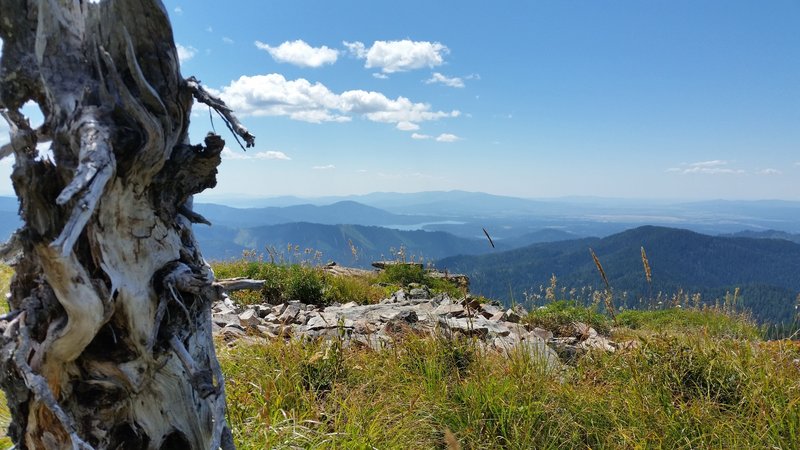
[444,428,461,450]
[641,246,652,283]
[589,248,616,322]
[590,248,610,291]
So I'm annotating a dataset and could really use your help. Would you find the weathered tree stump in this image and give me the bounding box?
[0,1,253,448]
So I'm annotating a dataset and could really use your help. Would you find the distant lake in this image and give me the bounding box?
[383,221,466,231]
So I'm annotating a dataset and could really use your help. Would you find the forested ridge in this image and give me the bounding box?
[439,226,800,323]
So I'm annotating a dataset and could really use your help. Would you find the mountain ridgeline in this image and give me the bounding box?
[2,193,799,324]
[194,222,492,265]
[438,226,800,324]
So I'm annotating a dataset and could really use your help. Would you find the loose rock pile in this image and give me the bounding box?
[212,285,623,368]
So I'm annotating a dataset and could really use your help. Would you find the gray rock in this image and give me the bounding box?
[353,320,377,334]
[530,327,553,341]
[480,303,502,314]
[220,325,246,339]
[296,311,309,325]
[306,312,354,330]
[489,311,507,322]
[222,297,238,313]
[263,313,279,323]
[271,304,288,316]
[278,304,301,324]
[238,309,261,328]
[409,287,430,299]
[504,308,522,324]
[463,297,482,310]
[394,309,418,323]
[213,313,241,328]
[512,303,528,317]
[255,304,272,318]
[433,304,466,317]
[580,335,616,352]
[352,333,386,350]
[518,338,562,371]
[571,321,591,339]
[439,316,511,337]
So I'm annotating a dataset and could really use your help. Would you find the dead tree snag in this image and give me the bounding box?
[0,1,253,448]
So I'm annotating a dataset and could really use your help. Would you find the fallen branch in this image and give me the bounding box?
[216,277,267,292]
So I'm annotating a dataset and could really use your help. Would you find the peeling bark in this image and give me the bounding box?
[0,1,252,448]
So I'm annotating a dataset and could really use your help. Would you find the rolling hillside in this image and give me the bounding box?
[195,222,492,266]
[438,226,800,323]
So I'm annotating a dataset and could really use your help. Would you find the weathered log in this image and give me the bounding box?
[0,1,252,448]
[216,278,267,292]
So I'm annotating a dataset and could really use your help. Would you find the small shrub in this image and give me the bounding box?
[426,276,465,299]
[524,300,611,335]
[377,263,426,286]
[285,265,326,305]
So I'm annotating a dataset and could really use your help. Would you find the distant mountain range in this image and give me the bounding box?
[438,226,800,324]
[722,229,800,244]
[195,222,493,265]
[195,190,800,234]
[194,201,440,228]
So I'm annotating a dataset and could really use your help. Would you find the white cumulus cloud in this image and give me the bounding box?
[396,121,419,131]
[343,41,367,59]
[215,73,460,129]
[221,147,291,161]
[173,6,183,14]
[425,72,464,88]
[757,168,781,175]
[435,133,460,142]
[255,40,338,68]
[411,133,431,140]
[312,164,336,170]
[667,160,745,175]
[257,151,291,160]
[344,39,449,73]
[176,43,197,63]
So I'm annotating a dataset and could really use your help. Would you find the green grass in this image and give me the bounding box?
[617,307,760,339]
[219,327,800,449]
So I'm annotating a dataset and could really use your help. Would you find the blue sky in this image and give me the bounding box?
[1,0,799,200]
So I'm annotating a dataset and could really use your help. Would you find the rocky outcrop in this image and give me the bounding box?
[212,288,623,368]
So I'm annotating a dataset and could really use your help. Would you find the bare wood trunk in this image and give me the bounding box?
[0,1,254,448]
